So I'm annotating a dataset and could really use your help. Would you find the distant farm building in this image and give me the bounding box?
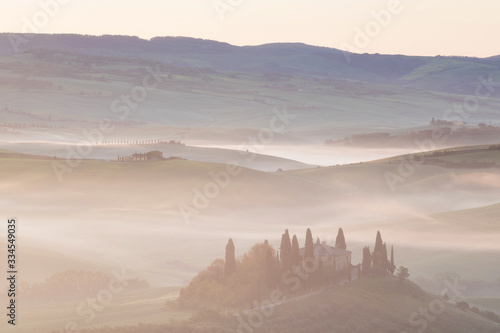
[118,151,185,162]
[131,151,163,161]
[299,241,351,271]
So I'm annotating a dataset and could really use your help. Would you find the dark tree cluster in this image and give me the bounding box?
[361,231,396,278]
[178,227,352,309]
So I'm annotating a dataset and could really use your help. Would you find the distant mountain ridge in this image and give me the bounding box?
[1,33,500,94]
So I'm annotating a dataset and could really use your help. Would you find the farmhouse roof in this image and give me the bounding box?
[299,242,351,257]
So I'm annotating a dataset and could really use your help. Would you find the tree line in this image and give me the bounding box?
[178,228,357,309]
[361,231,409,283]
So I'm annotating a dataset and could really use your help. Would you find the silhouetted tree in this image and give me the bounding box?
[389,245,396,275]
[362,246,372,277]
[280,229,292,272]
[372,231,385,270]
[290,235,300,267]
[382,242,388,271]
[305,228,314,260]
[224,239,236,277]
[397,266,409,284]
[457,301,470,311]
[335,228,347,250]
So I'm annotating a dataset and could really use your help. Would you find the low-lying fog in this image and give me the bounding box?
[189,143,414,166]
[1,138,499,291]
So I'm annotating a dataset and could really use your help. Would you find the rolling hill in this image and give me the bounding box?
[1,33,500,144]
[1,145,499,286]
[7,277,498,333]
[1,35,499,330]
[1,33,500,95]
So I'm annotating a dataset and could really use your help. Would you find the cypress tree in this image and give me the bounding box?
[224,238,236,277]
[372,231,384,268]
[290,234,301,267]
[389,245,396,275]
[382,242,388,271]
[362,246,372,277]
[280,229,292,272]
[335,228,347,250]
[305,228,314,260]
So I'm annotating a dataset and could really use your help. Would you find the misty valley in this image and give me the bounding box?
[0,32,499,333]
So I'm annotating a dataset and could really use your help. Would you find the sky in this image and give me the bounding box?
[1,0,499,58]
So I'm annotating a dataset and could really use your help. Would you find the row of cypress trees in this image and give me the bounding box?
[226,229,394,282]
[224,227,348,279]
[361,231,396,277]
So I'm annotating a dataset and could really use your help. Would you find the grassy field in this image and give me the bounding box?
[265,276,500,333]
[0,286,191,333]
[1,50,500,145]
[372,144,500,164]
[3,275,499,333]
[0,141,313,171]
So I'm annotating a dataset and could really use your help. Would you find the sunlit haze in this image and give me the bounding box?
[1,1,500,332]
[2,0,500,57]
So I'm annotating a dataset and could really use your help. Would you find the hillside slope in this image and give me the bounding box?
[2,146,499,284]
[1,34,500,95]
[28,277,500,333]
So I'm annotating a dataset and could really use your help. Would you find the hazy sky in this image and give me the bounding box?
[2,0,499,57]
